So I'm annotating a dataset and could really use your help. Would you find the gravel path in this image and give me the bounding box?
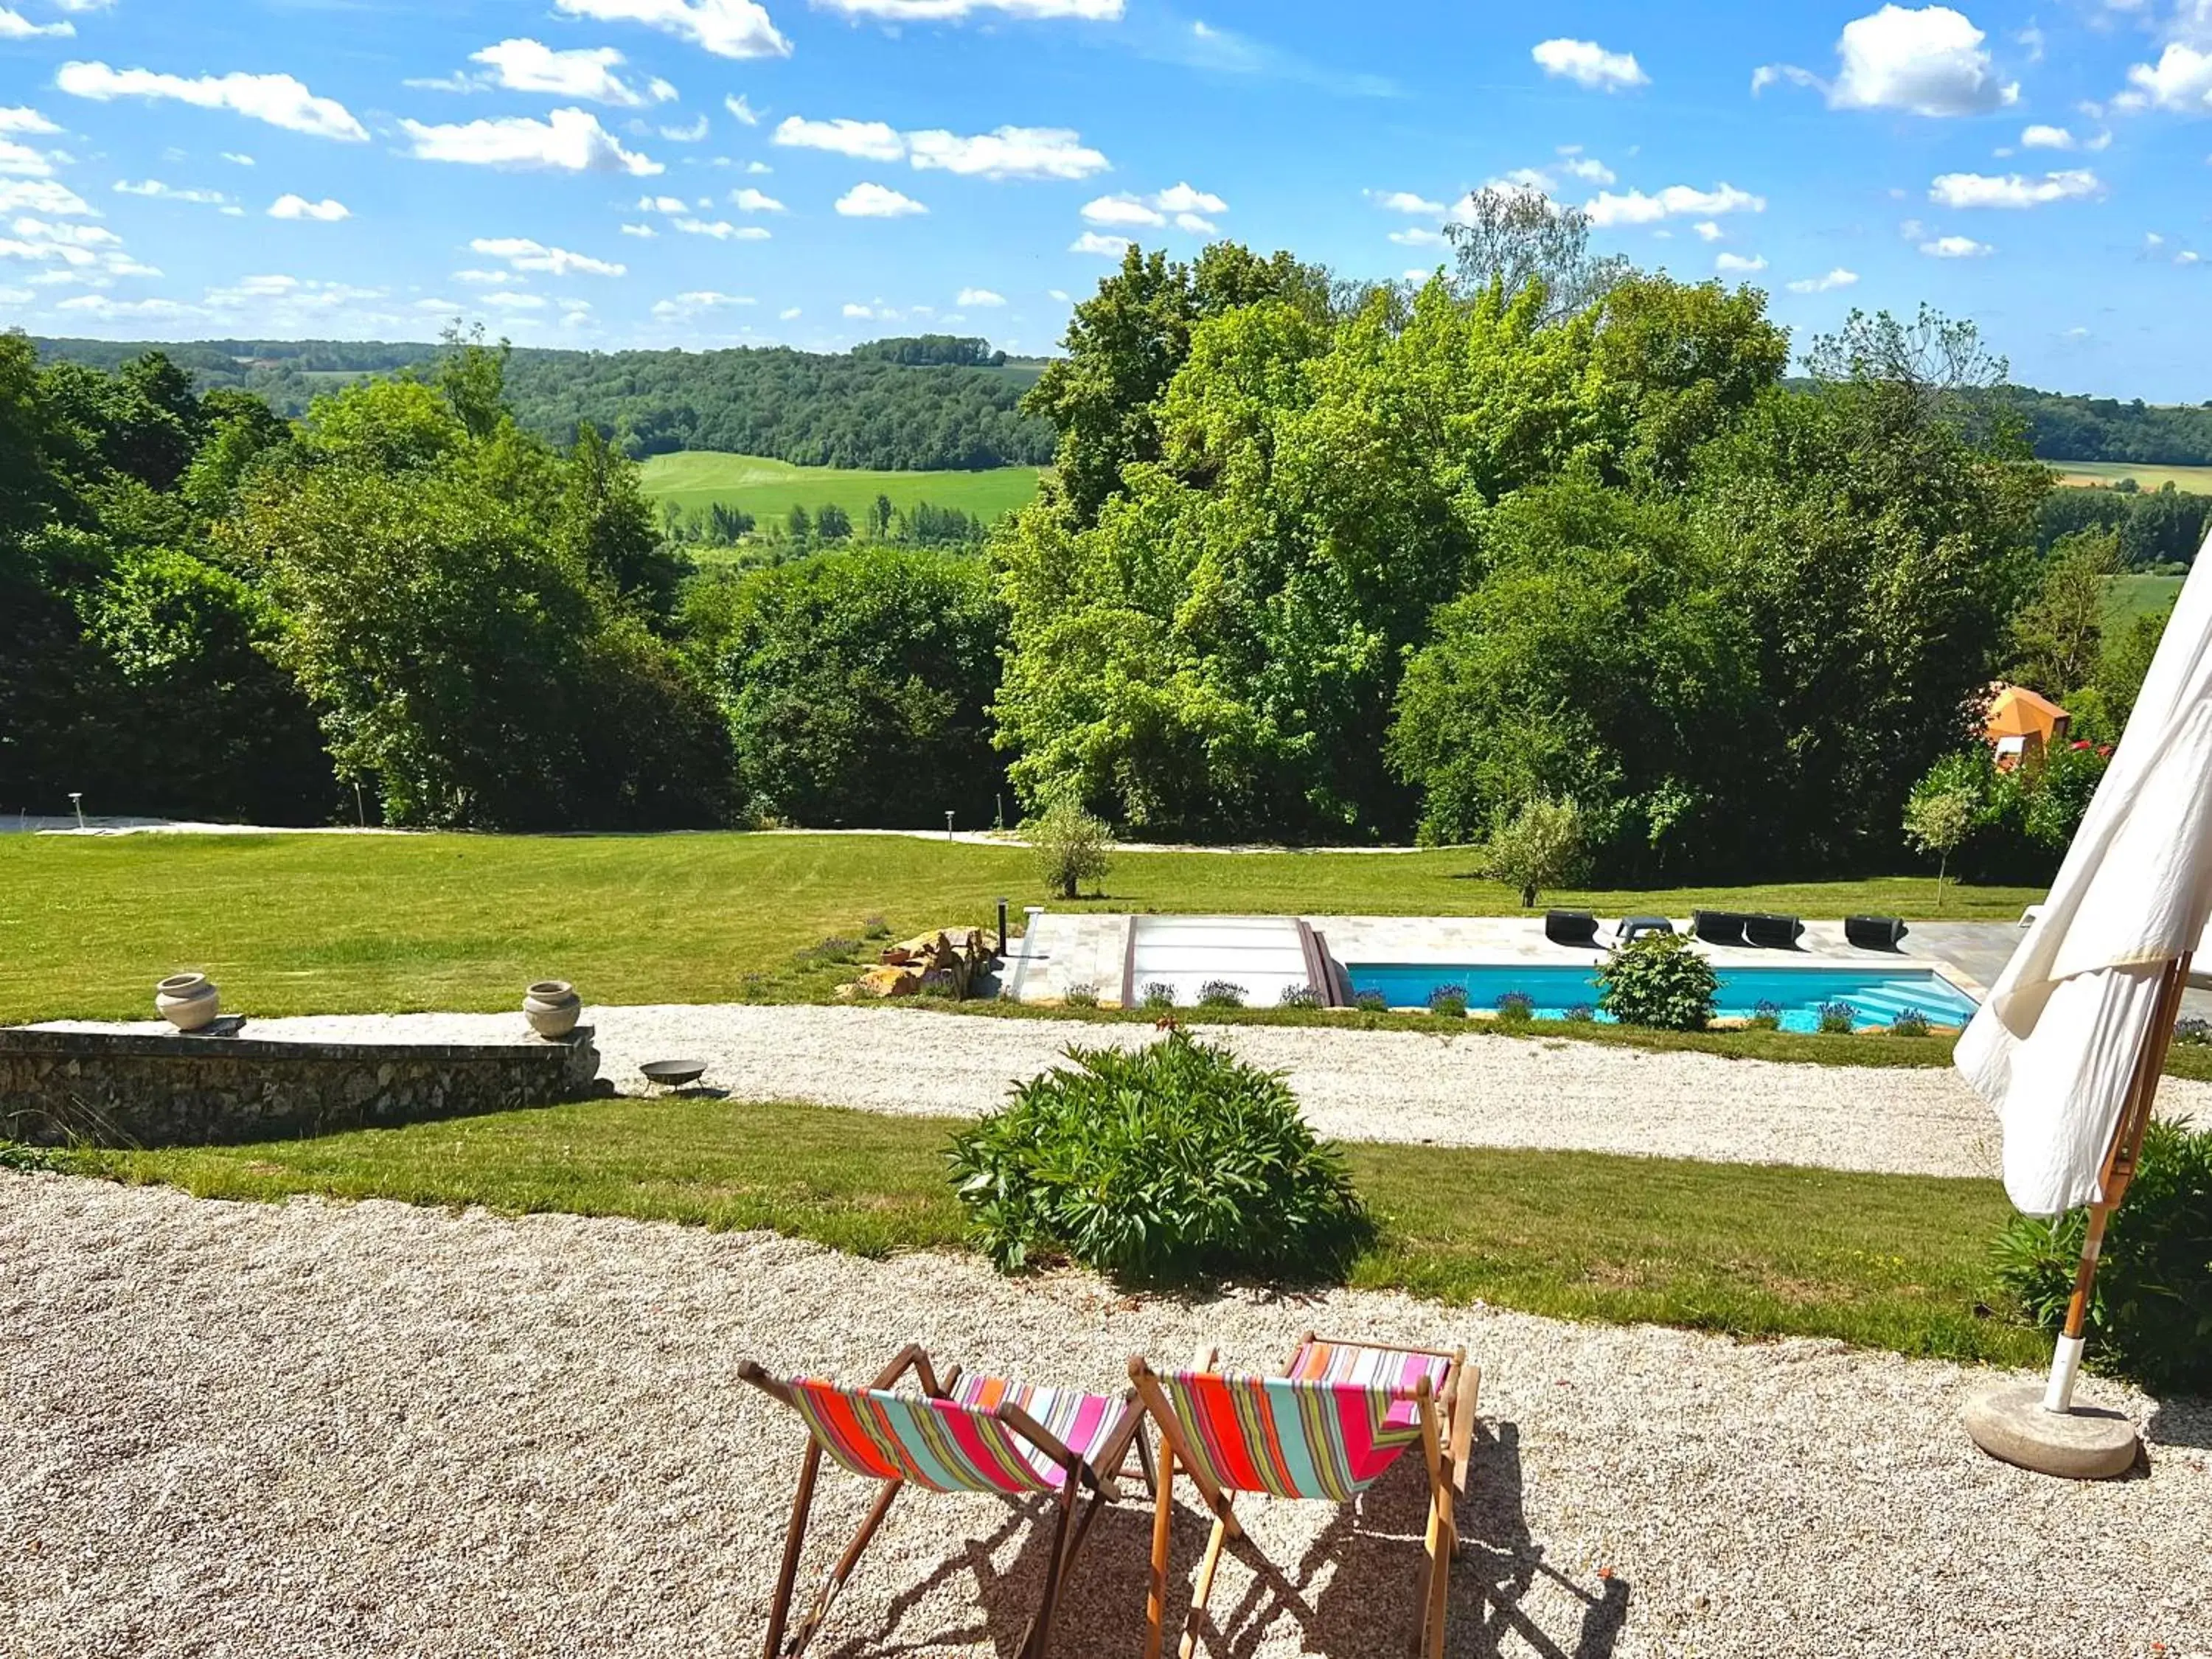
[4,1175,2207,1659]
[51,1003,2212,1178]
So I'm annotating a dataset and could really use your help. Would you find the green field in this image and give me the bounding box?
[2056,459,2212,493]
[2105,572,2185,627]
[0,831,2051,1026]
[638,451,1042,535]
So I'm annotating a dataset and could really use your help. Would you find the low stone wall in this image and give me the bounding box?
[0,1026,602,1148]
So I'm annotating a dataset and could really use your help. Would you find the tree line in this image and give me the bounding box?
[1987,384,2212,467]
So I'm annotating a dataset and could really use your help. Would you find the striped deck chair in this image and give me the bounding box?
[1127,1333,1478,1659]
[737,1344,1150,1659]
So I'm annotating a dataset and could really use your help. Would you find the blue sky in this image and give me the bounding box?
[1,0,2210,398]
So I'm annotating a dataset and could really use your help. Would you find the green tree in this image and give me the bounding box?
[1480,796,1587,907]
[785,503,811,543]
[1444,187,1629,324]
[1025,796,1114,900]
[1902,756,1982,909]
[815,501,852,541]
[2010,529,2121,698]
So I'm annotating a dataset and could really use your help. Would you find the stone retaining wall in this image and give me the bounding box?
[0,1027,602,1148]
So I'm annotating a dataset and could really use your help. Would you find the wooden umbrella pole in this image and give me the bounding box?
[2045,953,2192,1413]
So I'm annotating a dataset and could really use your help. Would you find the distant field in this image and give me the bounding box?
[638,451,1042,534]
[2104,572,2185,627]
[2054,459,2212,492]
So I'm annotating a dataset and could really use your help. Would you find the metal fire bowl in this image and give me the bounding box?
[640,1058,709,1088]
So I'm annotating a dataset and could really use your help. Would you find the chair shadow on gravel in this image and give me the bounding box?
[816,1417,1628,1659]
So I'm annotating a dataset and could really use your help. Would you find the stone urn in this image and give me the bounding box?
[523,980,581,1039]
[155,972,220,1032]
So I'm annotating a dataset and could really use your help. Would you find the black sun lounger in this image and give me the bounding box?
[1744,913,1804,949]
[1545,909,1600,946]
[1691,910,1747,945]
[1845,914,1908,950]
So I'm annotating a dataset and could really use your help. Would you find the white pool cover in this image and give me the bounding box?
[1124,915,1318,1009]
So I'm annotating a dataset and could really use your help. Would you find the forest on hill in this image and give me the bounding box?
[30,334,1055,472]
[38,330,2208,476]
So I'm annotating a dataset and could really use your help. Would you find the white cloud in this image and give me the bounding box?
[0,138,57,178]
[470,236,626,276]
[639,193,689,212]
[2121,44,2212,114]
[0,7,73,40]
[55,63,369,142]
[674,215,771,237]
[481,291,547,310]
[220,151,254,166]
[907,125,1106,179]
[2179,250,2204,266]
[1153,181,1225,215]
[1531,38,1649,91]
[813,0,1121,16]
[452,268,510,285]
[661,114,709,141]
[958,285,1004,305]
[1069,229,1130,256]
[1691,220,1724,241]
[1928,168,2104,208]
[2021,123,2076,149]
[114,179,230,205]
[1047,288,1068,301]
[773,114,905,159]
[1920,233,1993,255]
[550,0,791,60]
[653,288,756,314]
[745,159,772,173]
[1583,182,1764,226]
[725,94,760,125]
[1829,4,2017,116]
[0,178,94,215]
[834,181,925,217]
[1368,189,1444,215]
[842,301,874,317]
[1750,62,1823,96]
[1557,155,1615,184]
[58,297,207,321]
[1389,226,1447,246]
[620,221,656,236]
[1715,251,1767,272]
[1787,267,1860,292]
[0,107,60,135]
[400,108,663,175]
[1082,194,1164,228]
[779,304,801,318]
[268,193,349,220]
[730,185,783,211]
[465,38,677,107]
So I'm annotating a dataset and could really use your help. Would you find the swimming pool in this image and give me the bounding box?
[1343,962,1979,1032]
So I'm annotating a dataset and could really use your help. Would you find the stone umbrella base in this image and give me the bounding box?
[1963,1385,2140,1481]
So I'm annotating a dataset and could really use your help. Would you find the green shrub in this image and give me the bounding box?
[1992,1121,2212,1397]
[1025,798,1114,900]
[1562,1002,1595,1024]
[1062,982,1100,1008]
[1891,1006,1931,1037]
[1197,979,1247,1009]
[1354,990,1388,1012]
[1427,984,1468,1018]
[1494,991,1535,1023]
[1141,981,1176,1009]
[1277,982,1319,1009]
[1747,999,1782,1032]
[1596,933,1718,1031]
[946,1031,1371,1284]
[1816,999,1857,1035]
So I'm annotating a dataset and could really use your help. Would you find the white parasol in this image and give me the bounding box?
[1955,534,2212,1413]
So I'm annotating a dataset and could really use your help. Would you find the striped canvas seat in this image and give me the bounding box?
[784,1375,1124,1495]
[1152,1367,1432,1503]
[1286,1340,1454,1434]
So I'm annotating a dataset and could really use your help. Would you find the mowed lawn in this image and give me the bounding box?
[0,831,2048,1023]
[637,451,1041,536]
[2106,571,2186,627]
[2056,459,2212,493]
[78,1094,2042,1366]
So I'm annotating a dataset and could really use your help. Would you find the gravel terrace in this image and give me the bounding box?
[4,1176,2208,1659]
[41,1004,2212,1178]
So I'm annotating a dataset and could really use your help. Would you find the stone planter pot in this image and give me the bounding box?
[523,980,581,1039]
[155,972,220,1032]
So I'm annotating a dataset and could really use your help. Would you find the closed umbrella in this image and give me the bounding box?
[1955,538,2212,1425]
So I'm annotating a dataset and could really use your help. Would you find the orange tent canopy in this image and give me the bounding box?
[1986,684,2070,742]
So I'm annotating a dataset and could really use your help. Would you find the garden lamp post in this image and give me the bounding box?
[1955,532,2212,1479]
[69,791,85,830]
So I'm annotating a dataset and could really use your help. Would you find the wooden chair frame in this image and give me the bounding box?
[1128,1333,1479,1659]
[737,1344,1151,1659]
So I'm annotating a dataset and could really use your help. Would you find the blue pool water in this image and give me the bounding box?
[1343,962,1978,1032]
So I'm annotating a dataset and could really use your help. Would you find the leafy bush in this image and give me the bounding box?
[1141,981,1177,1009]
[1816,999,1857,1035]
[0,1141,83,1174]
[861,915,891,940]
[1062,982,1100,1008]
[1277,982,1319,1009]
[1495,990,1535,1023]
[1992,1121,2212,1397]
[1747,999,1783,1032]
[2174,1016,2211,1047]
[946,1031,1372,1283]
[1025,798,1114,899]
[1353,990,1389,1013]
[1478,796,1587,908]
[1891,1006,1931,1037]
[1562,1002,1595,1024]
[1197,980,1247,1009]
[1596,933,1718,1031]
[1427,984,1469,1018]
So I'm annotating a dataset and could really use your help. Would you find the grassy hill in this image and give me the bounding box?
[2056,460,2212,492]
[639,451,1042,534]
[2104,571,2186,627]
